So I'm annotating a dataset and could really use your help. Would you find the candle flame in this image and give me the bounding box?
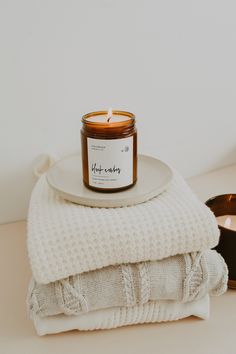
[107,108,113,122]
[224,216,232,229]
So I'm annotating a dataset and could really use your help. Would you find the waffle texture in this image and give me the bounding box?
[27,173,219,284]
[28,250,227,318]
[33,295,209,335]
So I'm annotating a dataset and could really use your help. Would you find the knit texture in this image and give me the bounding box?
[33,296,210,335]
[27,173,220,284]
[28,250,227,318]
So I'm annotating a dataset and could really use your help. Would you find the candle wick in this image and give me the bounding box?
[107,108,113,122]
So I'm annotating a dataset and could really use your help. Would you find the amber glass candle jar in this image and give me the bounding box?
[81,110,137,192]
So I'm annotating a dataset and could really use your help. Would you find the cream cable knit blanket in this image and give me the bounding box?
[28,172,219,284]
[28,250,227,318]
[33,296,209,335]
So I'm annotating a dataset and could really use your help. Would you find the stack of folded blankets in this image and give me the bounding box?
[27,171,228,336]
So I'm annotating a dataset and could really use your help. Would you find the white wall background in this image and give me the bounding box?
[0,0,236,224]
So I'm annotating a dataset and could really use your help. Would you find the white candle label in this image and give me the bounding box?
[87,137,133,189]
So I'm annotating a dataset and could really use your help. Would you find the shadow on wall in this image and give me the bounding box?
[0,151,77,225]
[0,167,35,225]
[215,145,236,172]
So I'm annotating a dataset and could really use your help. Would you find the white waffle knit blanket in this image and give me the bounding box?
[33,296,209,335]
[28,173,219,284]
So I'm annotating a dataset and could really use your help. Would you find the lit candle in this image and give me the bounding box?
[216,215,236,231]
[81,109,137,192]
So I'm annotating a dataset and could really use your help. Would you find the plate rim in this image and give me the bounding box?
[46,154,173,208]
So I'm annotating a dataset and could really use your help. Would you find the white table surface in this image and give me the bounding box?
[1,165,236,354]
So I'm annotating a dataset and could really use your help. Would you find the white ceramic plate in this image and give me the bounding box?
[46,154,173,208]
